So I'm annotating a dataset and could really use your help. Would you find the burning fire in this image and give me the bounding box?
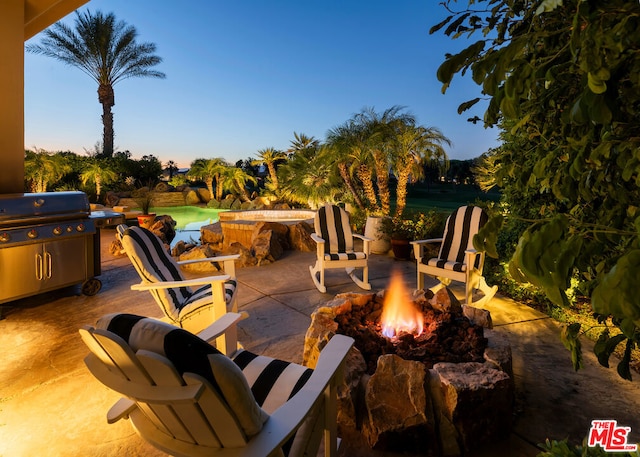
[380,271,424,338]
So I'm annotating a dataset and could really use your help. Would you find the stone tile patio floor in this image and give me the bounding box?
[1,228,640,456]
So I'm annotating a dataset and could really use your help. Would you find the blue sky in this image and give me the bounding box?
[24,0,498,168]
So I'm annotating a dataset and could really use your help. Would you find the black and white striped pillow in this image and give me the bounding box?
[426,206,488,271]
[315,204,354,254]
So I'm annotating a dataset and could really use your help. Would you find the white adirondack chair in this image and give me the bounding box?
[116,224,240,337]
[80,313,354,457]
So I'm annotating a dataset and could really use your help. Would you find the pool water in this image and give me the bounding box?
[150,206,227,246]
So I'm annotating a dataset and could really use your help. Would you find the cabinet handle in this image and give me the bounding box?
[44,251,52,279]
[35,253,43,280]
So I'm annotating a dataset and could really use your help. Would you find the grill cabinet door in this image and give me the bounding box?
[0,236,89,304]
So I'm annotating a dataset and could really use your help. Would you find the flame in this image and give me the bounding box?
[380,271,423,338]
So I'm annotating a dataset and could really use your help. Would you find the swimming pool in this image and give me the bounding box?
[151,206,228,230]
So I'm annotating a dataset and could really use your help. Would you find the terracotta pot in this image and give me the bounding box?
[137,213,156,229]
[390,238,412,260]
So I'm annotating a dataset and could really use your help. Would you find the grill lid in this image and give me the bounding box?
[0,191,90,226]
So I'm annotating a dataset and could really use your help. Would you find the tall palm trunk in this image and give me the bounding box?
[372,150,391,216]
[357,164,379,212]
[267,163,279,189]
[95,175,103,201]
[98,83,115,157]
[337,162,365,210]
[214,173,223,201]
[205,177,214,201]
[394,167,412,218]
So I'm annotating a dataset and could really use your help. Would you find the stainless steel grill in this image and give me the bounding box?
[0,191,124,304]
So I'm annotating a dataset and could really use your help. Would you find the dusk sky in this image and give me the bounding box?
[24,0,499,168]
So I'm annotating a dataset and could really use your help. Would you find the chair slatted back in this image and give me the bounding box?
[117,225,191,319]
[315,205,354,254]
[81,325,247,450]
[438,206,488,269]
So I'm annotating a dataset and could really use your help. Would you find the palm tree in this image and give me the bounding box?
[391,124,450,217]
[287,132,319,159]
[325,123,366,211]
[24,148,71,193]
[165,160,179,180]
[222,167,257,202]
[27,10,165,157]
[355,106,414,217]
[188,158,227,201]
[80,159,117,202]
[278,149,341,208]
[251,147,287,190]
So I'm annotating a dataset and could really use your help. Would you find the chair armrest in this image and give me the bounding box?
[106,397,137,424]
[310,233,325,244]
[196,312,243,345]
[411,238,443,260]
[353,233,371,255]
[410,237,444,246]
[130,274,231,291]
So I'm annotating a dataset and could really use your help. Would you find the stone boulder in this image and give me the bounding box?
[184,189,200,205]
[201,222,224,245]
[225,242,257,268]
[207,198,221,209]
[430,287,463,315]
[289,221,315,252]
[432,362,513,451]
[149,215,177,245]
[154,182,171,192]
[220,195,237,209]
[178,244,220,274]
[462,304,493,329]
[196,188,210,203]
[171,240,187,257]
[363,355,432,450]
[252,222,289,250]
[251,230,284,265]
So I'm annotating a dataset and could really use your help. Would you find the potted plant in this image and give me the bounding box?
[380,216,414,260]
[380,211,448,260]
[133,187,156,229]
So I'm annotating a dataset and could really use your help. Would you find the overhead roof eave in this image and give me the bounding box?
[24,0,89,41]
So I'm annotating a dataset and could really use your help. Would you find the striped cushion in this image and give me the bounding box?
[315,204,354,254]
[424,206,488,271]
[232,350,313,415]
[96,313,269,437]
[119,226,235,321]
[324,251,367,261]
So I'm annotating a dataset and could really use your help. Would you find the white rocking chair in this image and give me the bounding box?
[411,206,498,306]
[309,204,371,293]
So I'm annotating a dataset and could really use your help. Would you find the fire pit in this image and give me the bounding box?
[303,278,513,456]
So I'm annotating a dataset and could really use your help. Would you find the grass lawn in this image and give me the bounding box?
[400,181,501,214]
